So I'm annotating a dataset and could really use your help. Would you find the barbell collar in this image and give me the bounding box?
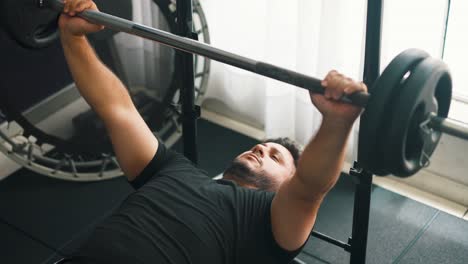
[39,0,369,107]
[429,114,468,140]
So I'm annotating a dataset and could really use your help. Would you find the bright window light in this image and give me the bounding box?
[382,0,468,122]
[443,0,468,100]
[381,0,447,67]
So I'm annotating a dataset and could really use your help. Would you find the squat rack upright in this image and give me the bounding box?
[176,0,199,164]
[175,0,381,263]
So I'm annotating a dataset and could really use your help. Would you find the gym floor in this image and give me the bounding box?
[0,119,467,264]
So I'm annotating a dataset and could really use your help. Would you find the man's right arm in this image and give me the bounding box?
[59,0,158,180]
[271,71,366,251]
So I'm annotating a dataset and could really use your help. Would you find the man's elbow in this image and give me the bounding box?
[284,175,326,205]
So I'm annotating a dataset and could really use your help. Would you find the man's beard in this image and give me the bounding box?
[223,159,275,191]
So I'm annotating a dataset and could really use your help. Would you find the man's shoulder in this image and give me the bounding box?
[130,142,209,189]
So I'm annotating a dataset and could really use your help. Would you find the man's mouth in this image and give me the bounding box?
[246,153,260,164]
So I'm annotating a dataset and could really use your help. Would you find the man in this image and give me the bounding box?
[57,0,367,263]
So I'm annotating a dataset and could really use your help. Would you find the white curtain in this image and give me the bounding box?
[113,0,175,101]
[111,0,368,156]
[200,0,367,160]
[110,0,453,162]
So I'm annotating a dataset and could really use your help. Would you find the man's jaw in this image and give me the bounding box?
[222,158,275,191]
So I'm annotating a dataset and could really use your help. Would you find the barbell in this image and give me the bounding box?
[2,0,468,177]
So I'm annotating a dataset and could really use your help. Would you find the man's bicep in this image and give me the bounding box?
[103,106,159,181]
[271,176,322,251]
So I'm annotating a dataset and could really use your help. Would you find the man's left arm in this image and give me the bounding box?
[271,71,366,251]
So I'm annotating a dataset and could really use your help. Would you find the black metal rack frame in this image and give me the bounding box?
[177,0,199,164]
[175,0,383,263]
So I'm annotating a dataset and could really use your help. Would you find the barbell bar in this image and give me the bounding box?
[429,115,468,141]
[25,0,468,176]
[39,1,468,138]
[38,0,370,106]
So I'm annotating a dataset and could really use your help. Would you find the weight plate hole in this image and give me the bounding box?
[402,71,412,82]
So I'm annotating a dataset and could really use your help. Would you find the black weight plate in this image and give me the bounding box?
[1,0,60,49]
[0,0,132,49]
[358,49,429,176]
[0,0,166,155]
[383,57,451,177]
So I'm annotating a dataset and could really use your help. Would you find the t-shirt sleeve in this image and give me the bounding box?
[129,141,197,189]
[236,189,307,263]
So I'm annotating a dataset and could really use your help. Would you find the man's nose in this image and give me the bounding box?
[253,144,267,157]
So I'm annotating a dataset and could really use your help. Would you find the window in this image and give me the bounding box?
[443,0,468,101]
[381,0,468,123]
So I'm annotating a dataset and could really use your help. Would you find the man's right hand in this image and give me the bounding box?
[311,70,367,127]
[58,0,104,37]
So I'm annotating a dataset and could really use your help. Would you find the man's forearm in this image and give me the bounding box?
[60,33,134,119]
[295,118,353,200]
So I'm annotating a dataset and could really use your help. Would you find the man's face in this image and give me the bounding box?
[224,142,296,191]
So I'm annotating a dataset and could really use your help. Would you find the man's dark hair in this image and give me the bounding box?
[263,137,302,167]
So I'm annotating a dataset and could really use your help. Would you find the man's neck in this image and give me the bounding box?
[222,174,257,190]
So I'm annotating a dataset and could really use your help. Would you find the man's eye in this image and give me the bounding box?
[272,156,279,162]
